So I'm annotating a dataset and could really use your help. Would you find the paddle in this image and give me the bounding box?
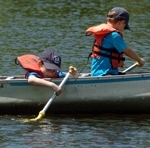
[26,66,74,122]
[122,62,140,73]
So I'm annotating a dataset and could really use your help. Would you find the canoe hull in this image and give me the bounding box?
[0,73,150,114]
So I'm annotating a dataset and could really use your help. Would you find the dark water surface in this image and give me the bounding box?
[1,114,150,148]
[0,0,150,147]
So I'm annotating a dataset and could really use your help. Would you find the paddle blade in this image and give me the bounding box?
[29,111,45,121]
[20,111,45,123]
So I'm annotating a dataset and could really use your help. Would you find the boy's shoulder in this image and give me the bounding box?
[106,31,123,40]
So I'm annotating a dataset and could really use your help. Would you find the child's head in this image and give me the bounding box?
[39,49,61,77]
[107,7,130,31]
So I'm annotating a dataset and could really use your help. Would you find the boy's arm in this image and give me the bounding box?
[123,48,145,66]
[28,75,62,96]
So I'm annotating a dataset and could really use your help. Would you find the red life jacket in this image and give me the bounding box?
[86,23,125,69]
[16,54,58,78]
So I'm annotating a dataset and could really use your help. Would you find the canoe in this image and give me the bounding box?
[1,70,150,115]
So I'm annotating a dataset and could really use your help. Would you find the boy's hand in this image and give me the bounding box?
[138,58,145,67]
[52,83,62,96]
[69,66,79,78]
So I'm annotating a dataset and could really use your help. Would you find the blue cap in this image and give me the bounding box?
[107,7,130,30]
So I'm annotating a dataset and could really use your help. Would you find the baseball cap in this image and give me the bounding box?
[107,7,130,30]
[39,49,61,70]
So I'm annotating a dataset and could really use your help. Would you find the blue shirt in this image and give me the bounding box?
[91,32,127,76]
[26,70,66,79]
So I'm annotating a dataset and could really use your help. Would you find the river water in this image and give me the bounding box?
[0,0,150,147]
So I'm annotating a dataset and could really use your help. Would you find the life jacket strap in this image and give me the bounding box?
[93,44,125,61]
[92,51,125,61]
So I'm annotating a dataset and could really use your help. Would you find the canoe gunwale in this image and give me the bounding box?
[0,72,150,83]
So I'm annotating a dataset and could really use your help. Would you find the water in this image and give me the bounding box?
[0,0,150,147]
[0,0,150,75]
[1,115,150,148]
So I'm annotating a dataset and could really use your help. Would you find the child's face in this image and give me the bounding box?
[118,20,126,31]
[40,64,57,78]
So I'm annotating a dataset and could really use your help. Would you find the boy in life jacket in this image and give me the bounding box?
[86,7,145,76]
[17,49,79,96]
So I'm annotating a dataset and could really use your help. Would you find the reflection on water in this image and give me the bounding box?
[1,115,150,147]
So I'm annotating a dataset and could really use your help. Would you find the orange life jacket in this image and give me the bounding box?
[86,23,125,69]
[15,54,58,78]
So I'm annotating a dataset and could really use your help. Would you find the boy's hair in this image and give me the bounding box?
[106,7,130,30]
[107,10,121,24]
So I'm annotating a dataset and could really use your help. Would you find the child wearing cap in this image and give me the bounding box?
[17,49,79,96]
[86,7,145,76]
